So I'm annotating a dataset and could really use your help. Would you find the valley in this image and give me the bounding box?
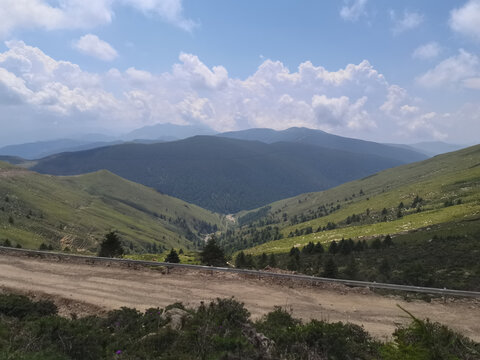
[2,3,479,357]
[0,134,479,358]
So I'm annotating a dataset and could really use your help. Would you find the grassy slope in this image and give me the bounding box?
[242,144,480,255]
[0,162,223,251]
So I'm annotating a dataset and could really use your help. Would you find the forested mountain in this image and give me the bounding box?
[30,136,404,213]
[219,127,427,163]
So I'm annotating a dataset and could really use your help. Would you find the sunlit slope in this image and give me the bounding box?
[0,162,222,251]
[241,144,480,254]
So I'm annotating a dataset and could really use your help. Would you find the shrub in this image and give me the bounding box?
[0,294,57,319]
[381,307,480,359]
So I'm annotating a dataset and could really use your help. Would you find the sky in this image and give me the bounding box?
[0,0,479,146]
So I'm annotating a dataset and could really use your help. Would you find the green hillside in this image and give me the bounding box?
[0,162,223,252]
[223,144,480,290]
[233,144,480,254]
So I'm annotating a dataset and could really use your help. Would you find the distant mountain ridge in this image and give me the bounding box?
[30,136,406,213]
[218,127,427,163]
[0,123,217,160]
[123,122,216,141]
[408,141,464,156]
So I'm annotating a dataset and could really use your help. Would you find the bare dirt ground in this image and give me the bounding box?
[0,253,479,341]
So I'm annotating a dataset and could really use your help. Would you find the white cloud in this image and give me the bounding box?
[340,0,368,22]
[73,34,118,61]
[122,0,197,32]
[449,0,480,41]
[380,85,407,115]
[0,0,196,37]
[312,95,373,130]
[173,53,228,90]
[412,42,441,60]
[0,40,474,145]
[463,77,480,89]
[391,10,424,34]
[416,49,479,88]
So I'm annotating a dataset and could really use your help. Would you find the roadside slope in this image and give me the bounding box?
[0,253,478,341]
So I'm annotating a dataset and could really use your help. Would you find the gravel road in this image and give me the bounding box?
[0,253,478,341]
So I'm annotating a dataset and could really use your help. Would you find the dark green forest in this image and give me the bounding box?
[30,136,404,213]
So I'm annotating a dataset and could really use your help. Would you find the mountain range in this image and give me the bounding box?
[0,123,216,160]
[0,125,462,161]
[29,135,410,213]
[219,127,427,163]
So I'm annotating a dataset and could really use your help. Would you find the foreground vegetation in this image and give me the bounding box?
[0,293,478,360]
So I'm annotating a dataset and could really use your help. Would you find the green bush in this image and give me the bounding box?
[0,294,478,360]
[0,294,57,319]
[381,307,480,360]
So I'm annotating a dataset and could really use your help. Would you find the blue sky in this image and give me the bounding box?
[0,0,479,146]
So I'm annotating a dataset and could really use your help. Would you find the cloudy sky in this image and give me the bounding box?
[0,0,479,146]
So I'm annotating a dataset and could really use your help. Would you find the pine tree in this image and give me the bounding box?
[235,251,247,268]
[383,234,393,247]
[314,242,324,253]
[268,253,277,267]
[328,240,338,254]
[200,236,226,267]
[258,252,268,269]
[98,231,124,258]
[322,257,338,278]
[245,254,255,269]
[344,257,359,279]
[165,249,180,263]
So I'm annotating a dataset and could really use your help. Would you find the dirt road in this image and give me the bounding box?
[0,253,478,341]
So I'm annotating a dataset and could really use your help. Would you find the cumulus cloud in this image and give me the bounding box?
[391,10,424,34]
[0,40,474,145]
[412,42,442,60]
[73,34,118,61]
[0,0,196,37]
[340,0,368,22]
[416,49,479,88]
[449,0,480,41]
[312,95,373,130]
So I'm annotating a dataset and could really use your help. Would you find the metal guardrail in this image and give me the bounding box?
[1,246,480,298]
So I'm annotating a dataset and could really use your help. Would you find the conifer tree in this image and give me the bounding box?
[165,249,180,263]
[98,231,124,258]
[200,236,226,266]
[322,257,338,278]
